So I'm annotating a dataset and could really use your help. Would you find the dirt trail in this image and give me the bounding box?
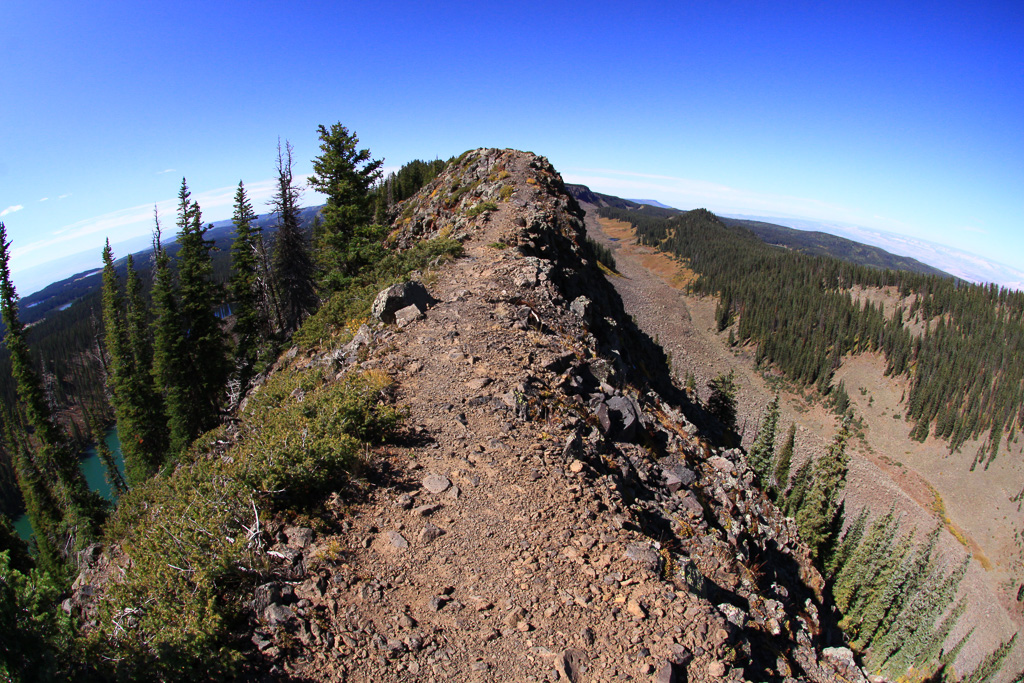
[580,205,1024,679]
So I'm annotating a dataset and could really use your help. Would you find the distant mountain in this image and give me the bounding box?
[725,214,1024,291]
[718,217,952,279]
[626,198,675,209]
[17,205,323,326]
[567,184,953,279]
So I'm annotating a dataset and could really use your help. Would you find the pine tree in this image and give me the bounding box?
[795,414,852,557]
[270,140,317,332]
[101,242,158,484]
[0,222,104,564]
[174,180,231,443]
[228,180,267,391]
[150,211,190,454]
[87,414,125,496]
[306,122,383,294]
[960,634,1016,683]
[123,253,168,469]
[707,370,738,434]
[748,394,780,484]
[825,505,868,579]
[772,422,796,498]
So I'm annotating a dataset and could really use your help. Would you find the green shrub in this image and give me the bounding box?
[465,201,498,217]
[94,366,404,678]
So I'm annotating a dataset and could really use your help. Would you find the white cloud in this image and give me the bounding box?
[39,197,49,202]
[58,193,71,199]
[1,205,24,217]
[157,168,176,174]
[11,177,309,265]
[562,168,866,225]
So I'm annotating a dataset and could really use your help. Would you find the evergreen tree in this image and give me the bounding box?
[150,212,190,454]
[772,421,796,498]
[228,180,267,391]
[825,505,869,579]
[0,222,104,564]
[795,414,852,557]
[270,140,317,332]
[960,634,1016,683]
[123,253,168,469]
[784,459,812,517]
[748,394,780,484]
[306,122,383,293]
[707,370,738,434]
[87,414,125,496]
[101,242,159,484]
[0,514,32,574]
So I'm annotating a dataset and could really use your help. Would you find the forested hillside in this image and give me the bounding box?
[597,205,1024,470]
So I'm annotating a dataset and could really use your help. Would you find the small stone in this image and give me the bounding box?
[423,473,451,494]
[555,648,588,682]
[428,596,447,612]
[284,526,313,549]
[419,522,444,544]
[395,493,414,510]
[656,661,678,683]
[264,603,295,625]
[398,614,417,629]
[466,377,492,390]
[470,661,489,672]
[516,620,532,632]
[413,503,440,516]
[387,531,409,549]
[707,456,735,474]
[446,485,461,501]
[394,304,424,327]
[569,459,585,473]
[626,600,647,620]
[707,661,727,677]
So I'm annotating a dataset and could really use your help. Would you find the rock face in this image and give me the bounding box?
[71,149,865,682]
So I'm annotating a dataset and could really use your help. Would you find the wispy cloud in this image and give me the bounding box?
[960,225,988,235]
[12,177,297,265]
[1,205,24,217]
[58,193,71,199]
[562,168,870,226]
[157,168,176,174]
[39,197,49,202]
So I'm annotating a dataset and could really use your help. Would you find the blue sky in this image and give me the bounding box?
[2,1,1022,293]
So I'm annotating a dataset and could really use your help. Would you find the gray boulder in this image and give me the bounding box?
[372,282,434,324]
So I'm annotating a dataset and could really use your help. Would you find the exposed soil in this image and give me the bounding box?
[581,209,1024,680]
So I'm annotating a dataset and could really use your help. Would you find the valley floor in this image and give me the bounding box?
[580,204,1024,680]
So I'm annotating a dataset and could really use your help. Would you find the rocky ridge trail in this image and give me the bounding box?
[235,149,868,682]
[71,150,865,682]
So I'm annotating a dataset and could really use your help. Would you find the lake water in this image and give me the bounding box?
[12,427,124,542]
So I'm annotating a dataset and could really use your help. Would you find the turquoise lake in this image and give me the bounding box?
[12,427,125,542]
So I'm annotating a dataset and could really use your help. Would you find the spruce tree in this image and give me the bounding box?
[772,422,796,498]
[150,212,190,454]
[960,634,1016,683]
[306,122,383,293]
[228,181,267,392]
[0,222,104,563]
[101,242,158,484]
[270,140,317,332]
[825,505,868,579]
[707,370,738,434]
[174,178,230,432]
[123,253,168,469]
[795,414,852,557]
[748,394,780,484]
